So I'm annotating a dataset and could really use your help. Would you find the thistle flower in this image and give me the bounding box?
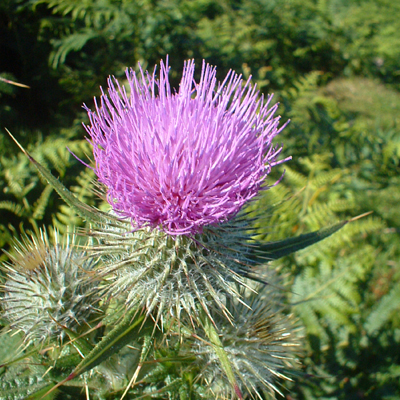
[83,59,290,323]
[1,229,101,344]
[195,283,301,399]
[84,58,288,236]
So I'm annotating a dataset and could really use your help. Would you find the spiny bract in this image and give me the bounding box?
[195,283,301,398]
[88,217,256,324]
[1,229,101,344]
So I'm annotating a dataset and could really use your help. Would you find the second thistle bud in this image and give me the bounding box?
[1,229,101,344]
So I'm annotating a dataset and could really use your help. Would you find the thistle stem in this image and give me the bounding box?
[198,306,243,399]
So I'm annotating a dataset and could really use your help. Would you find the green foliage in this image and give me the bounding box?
[246,72,400,398]
[0,330,57,400]
[1,0,400,398]
[0,74,20,129]
[0,131,98,255]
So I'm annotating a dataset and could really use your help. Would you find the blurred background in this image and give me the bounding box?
[1,0,399,398]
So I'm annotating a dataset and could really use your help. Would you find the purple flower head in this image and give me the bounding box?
[84,58,289,235]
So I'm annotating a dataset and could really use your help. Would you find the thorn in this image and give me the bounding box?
[349,211,373,222]
[0,76,30,88]
[234,384,244,399]
[4,128,32,159]
[67,371,76,381]
[41,372,76,398]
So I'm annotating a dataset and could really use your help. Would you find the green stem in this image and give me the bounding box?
[199,307,243,399]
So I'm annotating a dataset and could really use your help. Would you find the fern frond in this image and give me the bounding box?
[32,185,54,221]
[365,283,400,335]
[0,201,25,217]
[50,31,98,68]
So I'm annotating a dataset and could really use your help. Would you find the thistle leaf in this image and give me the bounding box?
[51,353,82,371]
[23,383,57,400]
[0,330,25,370]
[1,379,56,400]
[48,308,146,395]
[254,219,349,261]
[62,324,95,358]
[252,212,373,262]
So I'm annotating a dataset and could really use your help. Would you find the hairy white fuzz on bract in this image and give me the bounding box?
[1,230,101,344]
[88,216,257,325]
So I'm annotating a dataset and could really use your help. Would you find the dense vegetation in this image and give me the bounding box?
[1,0,399,398]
